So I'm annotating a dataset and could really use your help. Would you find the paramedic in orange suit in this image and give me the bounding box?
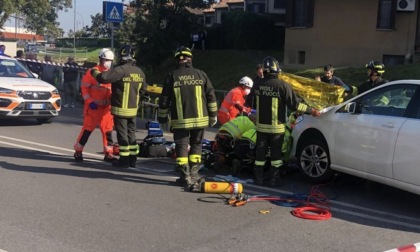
[73,48,117,162]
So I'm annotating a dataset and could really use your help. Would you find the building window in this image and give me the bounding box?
[286,0,314,28]
[274,0,287,9]
[298,51,305,64]
[377,0,396,29]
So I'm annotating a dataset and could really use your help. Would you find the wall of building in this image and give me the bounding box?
[284,0,418,68]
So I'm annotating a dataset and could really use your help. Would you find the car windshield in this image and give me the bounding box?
[0,58,35,78]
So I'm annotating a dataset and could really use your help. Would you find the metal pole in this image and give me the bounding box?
[73,0,76,56]
[110,22,114,50]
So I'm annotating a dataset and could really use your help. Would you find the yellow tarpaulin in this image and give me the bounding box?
[279,72,346,110]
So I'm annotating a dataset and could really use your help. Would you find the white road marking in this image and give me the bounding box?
[2,135,420,230]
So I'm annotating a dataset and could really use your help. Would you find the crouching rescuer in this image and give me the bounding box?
[158,46,218,189]
[253,56,321,187]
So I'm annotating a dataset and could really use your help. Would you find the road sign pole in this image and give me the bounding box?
[110,22,114,50]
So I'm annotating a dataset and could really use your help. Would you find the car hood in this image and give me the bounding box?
[0,77,56,91]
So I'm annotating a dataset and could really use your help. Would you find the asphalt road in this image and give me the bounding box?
[0,104,419,252]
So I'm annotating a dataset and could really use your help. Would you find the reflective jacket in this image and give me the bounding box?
[81,65,112,108]
[219,116,255,140]
[239,128,257,144]
[158,62,218,129]
[94,62,147,118]
[254,74,311,134]
[219,86,251,119]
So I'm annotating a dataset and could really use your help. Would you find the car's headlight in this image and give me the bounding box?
[0,88,14,94]
[51,89,59,95]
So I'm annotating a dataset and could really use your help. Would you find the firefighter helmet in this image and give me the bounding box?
[117,45,136,62]
[366,60,385,75]
[262,56,281,74]
[239,76,253,88]
[174,46,193,59]
[99,48,114,60]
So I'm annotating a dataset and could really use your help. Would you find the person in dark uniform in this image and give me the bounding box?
[158,46,218,189]
[91,45,148,168]
[253,56,321,187]
[357,60,388,95]
[245,64,264,109]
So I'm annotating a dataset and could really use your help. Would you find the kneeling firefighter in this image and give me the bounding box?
[213,114,256,173]
[158,46,218,189]
[253,56,321,187]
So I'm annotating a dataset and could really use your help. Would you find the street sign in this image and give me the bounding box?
[103,1,124,23]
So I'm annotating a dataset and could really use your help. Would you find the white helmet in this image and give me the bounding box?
[99,48,115,60]
[239,76,253,88]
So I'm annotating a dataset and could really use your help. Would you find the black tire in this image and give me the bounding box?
[36,118,53,124]
[297,139,334,183]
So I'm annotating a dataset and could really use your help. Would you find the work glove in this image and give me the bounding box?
[90,68,100,78]
[310,108,321,117]
[209,117,217,127]
[234,103,243,112]
[89,102,98,110]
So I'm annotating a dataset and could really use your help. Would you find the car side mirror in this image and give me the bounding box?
[345,102,356,113]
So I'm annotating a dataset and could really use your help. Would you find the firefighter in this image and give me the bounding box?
[91,45,148,168]
[73,48,117,162]
[213,114,256,174]
[158,46,218,189]
[253,56,321,187]
[217,76,254,125]
[349,60,388,96]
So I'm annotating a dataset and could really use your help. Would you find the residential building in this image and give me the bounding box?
[284,0,420,68]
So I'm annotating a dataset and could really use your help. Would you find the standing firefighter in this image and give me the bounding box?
[158,46,218,189]
[253,56,320,187]
[73,48,117,162]
[91,45,148,168]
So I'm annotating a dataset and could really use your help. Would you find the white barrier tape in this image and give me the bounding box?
[19,58,89,71]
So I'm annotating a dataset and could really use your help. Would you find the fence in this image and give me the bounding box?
[38,47,88,63]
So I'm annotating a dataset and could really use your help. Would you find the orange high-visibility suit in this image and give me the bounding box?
[217,86,251,125]
[74,65,114,155]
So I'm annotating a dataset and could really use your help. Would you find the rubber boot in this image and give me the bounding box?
[189,162,200,185]
[175,164,191,190]
[253,165,264,186]
[268,166,283,187]
[129,155,137,168]
[112,156,130,168]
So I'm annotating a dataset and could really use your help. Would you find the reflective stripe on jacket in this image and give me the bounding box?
[219,116,255,140]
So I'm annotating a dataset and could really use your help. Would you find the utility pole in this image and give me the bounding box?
[73,0,77,55]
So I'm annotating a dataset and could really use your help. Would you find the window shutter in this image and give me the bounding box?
[285,0,294,28]
[306,0,315,28]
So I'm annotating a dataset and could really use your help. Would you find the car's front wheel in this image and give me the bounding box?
[297,139,334,183]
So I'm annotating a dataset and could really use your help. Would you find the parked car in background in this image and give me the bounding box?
[291,80,420,195]
[25,43,39,53]
[0,55,61,124]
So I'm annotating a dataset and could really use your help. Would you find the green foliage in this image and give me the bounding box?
[207,12,284,50]
[0,0,72,37]
[87,13,110,38]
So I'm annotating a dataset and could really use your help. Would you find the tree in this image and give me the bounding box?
[0,0,72,37]
[87,13,110,38]
[115,0,214,71]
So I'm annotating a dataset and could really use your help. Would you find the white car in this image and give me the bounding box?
[291,80,420,195]
[0,55,61,124]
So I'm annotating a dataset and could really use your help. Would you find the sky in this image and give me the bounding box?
[59,0,123,35]
[5,0,126,36]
